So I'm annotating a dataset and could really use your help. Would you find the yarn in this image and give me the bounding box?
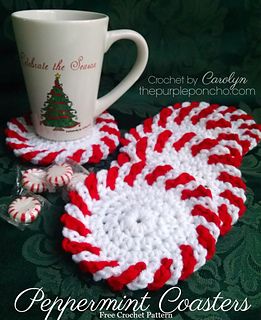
[61,102,261,291]
[121,102,261,233]
[5,112,120,165]
[62,163,220,291]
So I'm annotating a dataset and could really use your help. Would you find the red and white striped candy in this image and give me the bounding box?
[61,160,220,291]
[22,168,47,193]
[46,163,73,187]
[8,196,41,223]
[5,112,120,165]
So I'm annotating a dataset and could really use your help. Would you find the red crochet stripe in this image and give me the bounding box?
[174,102,199,125]
[172,102,182,109]
[147,258,173,291]
[120,137,131,146]
[191,104,219,125]
[225,146,242,159]
[218,204,232,236]
[60,213,90,236]
[172,132,196,151]
[243,130,260,143]
[9,118,28,133]
[117,152,131,166]
[89,145,103,163]
[79,260,119,274]
[69,149,86,162]
[106,166,119,190]
[218,172,246,190]
[239,123,261,131]
[143,117,153,133]
[181,185,212,200]
[20,150,44,162]
[129,128,142,141]
[219,106,237,115]
[191,205,220,228]
[206,118,232,129]
[69,190,90,215]
[208,154,241,167]
[100,125,120,138]
[165,173,195,190]
[101,136,116,153]
[179,245,197,280]
[145,165,173,185]
[84,173,100,200]
[6,142,30,149]
[62,238,100,255]
[217,132,250,154]
[158,108,173,128]
[38,150,64,166]
[196,225,216,260]
[107,262,146,291]
[154,130,172,153]
[230,114,253,121]
[5,128,28,142]
[136,137,148,161]
[124,161,146,186]
[96,117,117,124]
[219,190,246,217]
[191,138,219,156]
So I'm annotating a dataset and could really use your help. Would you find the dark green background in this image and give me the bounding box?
[0,1,261,320]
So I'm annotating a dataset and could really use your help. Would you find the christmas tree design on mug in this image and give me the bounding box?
[40,73,80,131]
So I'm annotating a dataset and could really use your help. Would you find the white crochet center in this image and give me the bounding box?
[64,166,219,290]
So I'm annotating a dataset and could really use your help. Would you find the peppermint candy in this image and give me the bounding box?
[8,196,41,223]
[5,112,120,165]
[22,168,47,193]
[46,163,73,187]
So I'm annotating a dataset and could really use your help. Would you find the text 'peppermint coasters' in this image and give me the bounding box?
[5,112,120,165]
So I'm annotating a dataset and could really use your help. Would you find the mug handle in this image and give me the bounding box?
[95,29,149,117]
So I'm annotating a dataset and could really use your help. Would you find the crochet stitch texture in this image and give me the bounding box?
[5,112,120,165]
[62,165,220,291]
[120,102,261,234]
[61,102,261,291]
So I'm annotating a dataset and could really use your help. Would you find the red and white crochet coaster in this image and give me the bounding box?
[61,164,220,291]
[5,112,120,165]
[121,102,261,162]
[166,102,261,157]
[61,102,261,291]
[120,102,261,234]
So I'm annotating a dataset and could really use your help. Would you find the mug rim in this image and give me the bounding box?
[11,9,108,23]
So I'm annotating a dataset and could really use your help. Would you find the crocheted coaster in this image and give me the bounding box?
[171,102,261,156]
[61,164,220,291]
[5,112,120,165]
[121,102,261,164]
[61,102,260,291]
[120,102,261,234]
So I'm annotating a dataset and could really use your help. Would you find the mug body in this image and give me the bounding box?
[12,10,109,141]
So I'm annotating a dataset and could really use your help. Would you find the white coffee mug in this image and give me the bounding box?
[11,10,148,141]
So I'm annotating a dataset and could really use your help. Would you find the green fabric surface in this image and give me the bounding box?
[0,1,261,319]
